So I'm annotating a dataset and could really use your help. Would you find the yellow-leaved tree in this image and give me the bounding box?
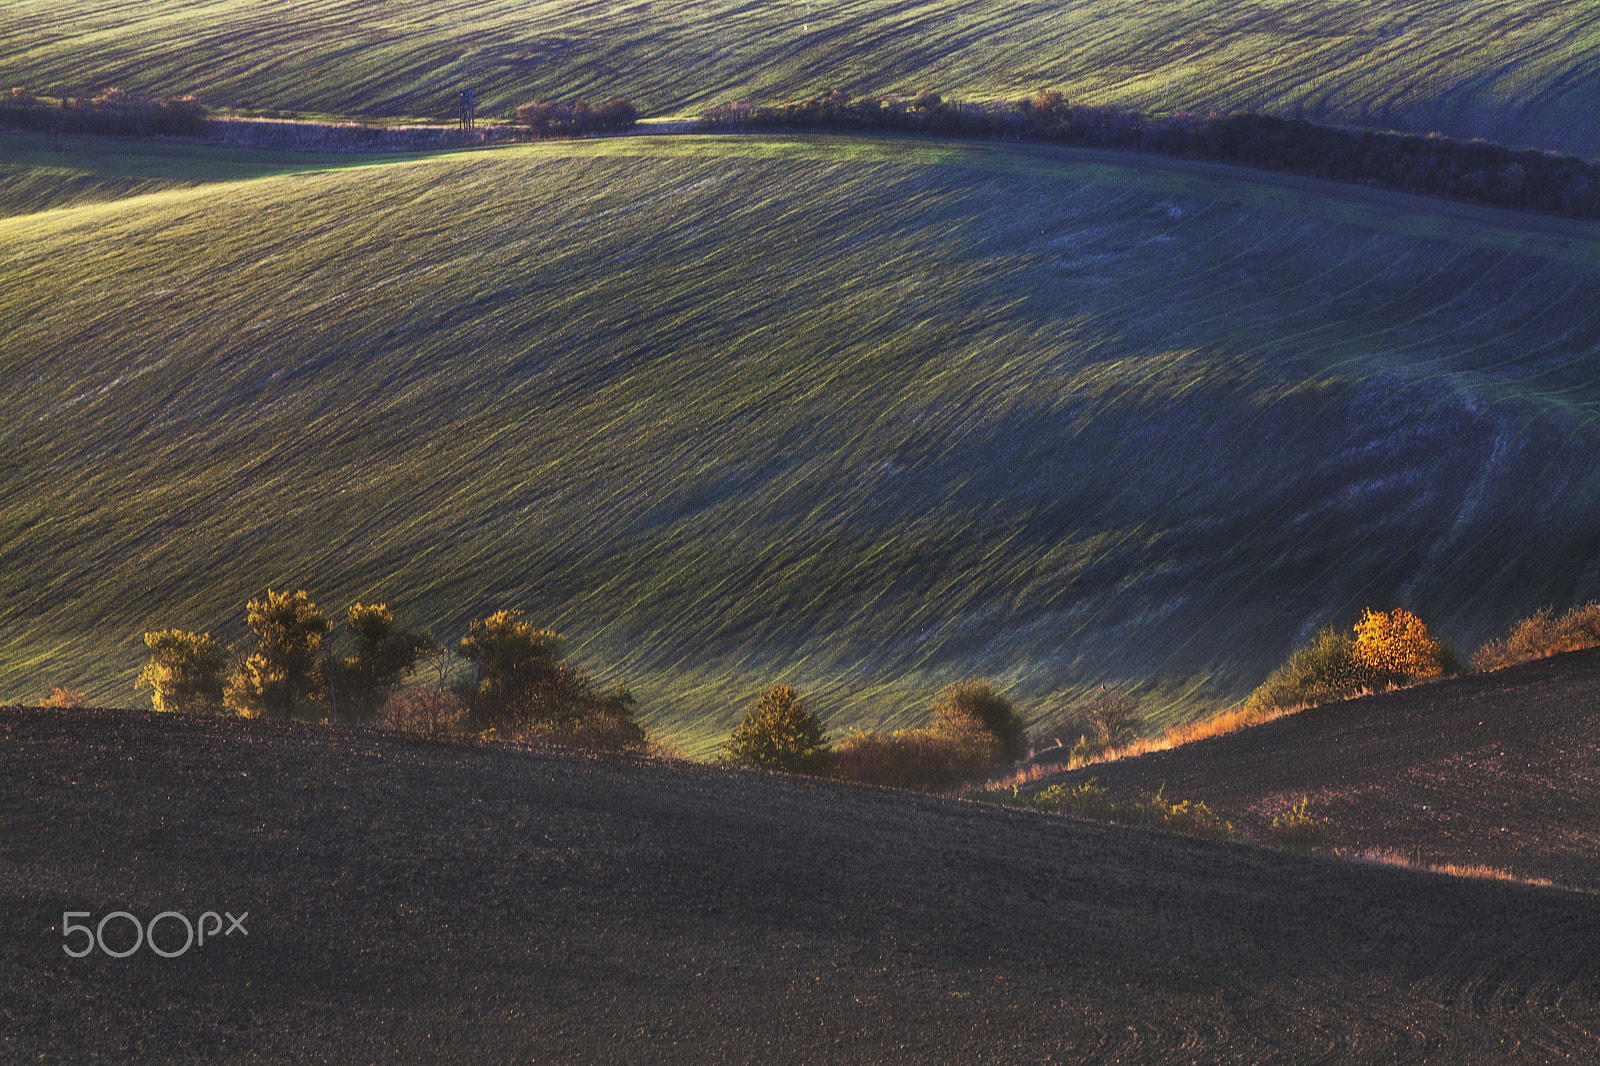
[137,629,228,714]
[224,589,329,719]
[1350,608,1444,684]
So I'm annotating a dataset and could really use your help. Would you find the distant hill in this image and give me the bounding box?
[1023,646,1600,892]
[5,0,1600,155]
[7,135,1600,751]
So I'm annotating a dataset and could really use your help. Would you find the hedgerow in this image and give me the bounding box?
[0,88,207,136]
[703,90,1600,219]
[139,596,649,754]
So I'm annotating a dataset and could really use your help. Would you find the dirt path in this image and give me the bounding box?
[3,705,1597,1063]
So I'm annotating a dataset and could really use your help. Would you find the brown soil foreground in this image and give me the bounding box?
[1024,647,1600,894]
[2,705,1597,1064]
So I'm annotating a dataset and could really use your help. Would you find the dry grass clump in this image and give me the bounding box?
[1340,848,1553,887]
[1472,602,1600,672]
[994,702,1300,789]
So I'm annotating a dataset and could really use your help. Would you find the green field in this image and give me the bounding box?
[0,131,450,217]
[7,0,1600,154]
[6,132,1600,753]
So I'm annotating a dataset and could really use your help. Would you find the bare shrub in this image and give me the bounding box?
[1075,686,1144,745]
[375,686,466,737]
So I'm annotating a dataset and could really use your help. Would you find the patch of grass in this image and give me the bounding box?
[981,777,1233,840]
[4,0,1600,155]
[0,130,453,217]
[9,136,1600,755]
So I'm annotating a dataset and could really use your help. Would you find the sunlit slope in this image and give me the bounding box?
[7,136,1600,752]
[7,0,1600,154]
[0,131,448,218]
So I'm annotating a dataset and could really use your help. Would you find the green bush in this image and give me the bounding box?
[327,602,435,726]
[1242,625,1367,715]
[453,609,646,752]
[932,678,1028,763]
[722,684,831,775]
[454,609,567,732]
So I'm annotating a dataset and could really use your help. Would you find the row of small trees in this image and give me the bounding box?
[136,590,647,752]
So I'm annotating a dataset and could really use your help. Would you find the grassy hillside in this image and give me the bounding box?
[0,131,445,218]
[6,0,1600,154]
[8,134,1600,752]
[6,705,1598,1063]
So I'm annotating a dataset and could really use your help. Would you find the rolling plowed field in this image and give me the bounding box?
[3,700,1597,1063]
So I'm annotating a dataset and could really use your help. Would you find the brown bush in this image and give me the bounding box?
[1472,602,1600,672]
[39,686,88,709]
[833,716,1001,791]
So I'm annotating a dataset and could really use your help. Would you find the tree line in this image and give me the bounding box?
[137,590,647,753]
[702,90,1600,220]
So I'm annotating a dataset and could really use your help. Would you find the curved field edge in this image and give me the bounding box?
[6,0,1600,156]
[3,705,1599,1063]
[7,135,1600,755]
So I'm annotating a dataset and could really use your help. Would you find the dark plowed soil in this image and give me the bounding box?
[3,704,1597,1064]
[1025,647,1600,893]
